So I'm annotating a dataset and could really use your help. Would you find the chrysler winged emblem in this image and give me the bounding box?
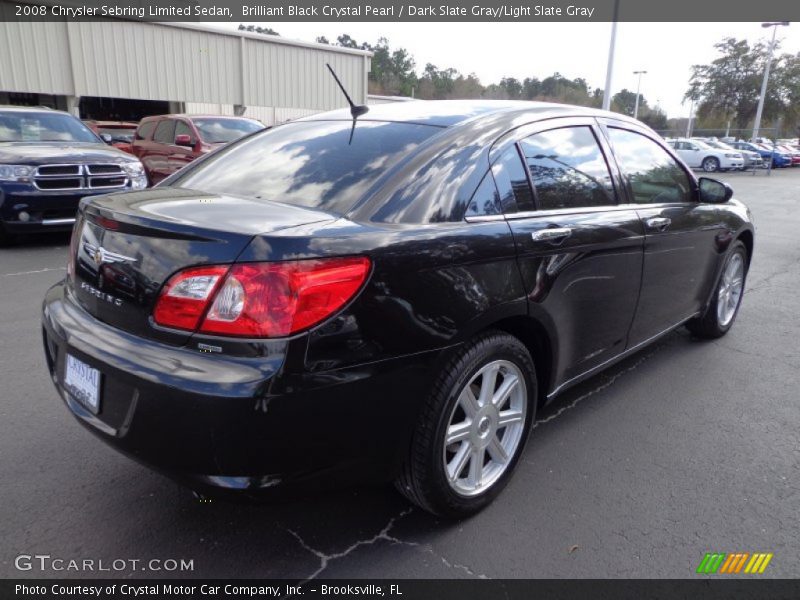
[83,242,137,266]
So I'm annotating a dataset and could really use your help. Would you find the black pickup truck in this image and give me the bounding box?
[0,106,147,244]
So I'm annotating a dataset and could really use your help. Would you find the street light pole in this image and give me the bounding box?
[752,21,789,140]
[602,0,620,111]
[633,70,647,119]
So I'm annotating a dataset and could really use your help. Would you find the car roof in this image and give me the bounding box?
[298,99,639,129]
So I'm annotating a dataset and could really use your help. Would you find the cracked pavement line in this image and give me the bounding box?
[532,343,665,430]
[1,266,66,277]
[286,508,489,581]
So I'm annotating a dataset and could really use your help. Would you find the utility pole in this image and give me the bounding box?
[633,70,647,119]
[752,21,789,140]
[685,98,694,138]
[602,0,620,111]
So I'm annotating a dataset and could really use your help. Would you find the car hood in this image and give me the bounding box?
[0,142,136,165]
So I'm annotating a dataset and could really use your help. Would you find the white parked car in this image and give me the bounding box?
[667,138,744,172]
[696,138,762,170]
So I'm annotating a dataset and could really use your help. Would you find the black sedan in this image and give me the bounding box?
[41,101,753,517]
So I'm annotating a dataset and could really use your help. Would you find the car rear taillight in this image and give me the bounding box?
[153,257,371,338]
[153,266,229,331]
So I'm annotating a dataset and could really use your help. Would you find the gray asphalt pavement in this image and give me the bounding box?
[1,168,799,580]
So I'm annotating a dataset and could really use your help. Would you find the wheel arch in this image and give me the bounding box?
[483,315,555,408]
[736,228,754,267]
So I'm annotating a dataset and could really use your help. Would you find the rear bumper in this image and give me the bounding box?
[41,281,438,494]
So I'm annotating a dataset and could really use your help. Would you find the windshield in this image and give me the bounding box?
[172,120,441,215]
[692,140,712,150]
[191,118,264,144]
[0,111,100,143]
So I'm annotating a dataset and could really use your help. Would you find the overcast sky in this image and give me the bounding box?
[212,22,798,118]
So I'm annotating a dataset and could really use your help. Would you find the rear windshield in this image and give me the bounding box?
[0,111,99,143]
[172,120,441,214]
[191,117,264,143]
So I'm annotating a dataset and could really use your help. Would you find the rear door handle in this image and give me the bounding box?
[646,217,672,232]
[531,227,572,244]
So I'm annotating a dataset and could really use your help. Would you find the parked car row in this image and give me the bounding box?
[664,137,799,171]
[0,106,264,243]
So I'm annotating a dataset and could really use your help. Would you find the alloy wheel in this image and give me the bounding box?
[443,360,527,497]
[717,253,744,327]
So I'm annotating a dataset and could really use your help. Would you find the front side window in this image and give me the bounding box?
[607,128,693,205]
[174,121,194,143]
[153,120,176,144]
[520,126,616,210]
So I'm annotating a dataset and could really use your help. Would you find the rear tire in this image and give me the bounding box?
[687,241,748,339]
[395,330,536,518]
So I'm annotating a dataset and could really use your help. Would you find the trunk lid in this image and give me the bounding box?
[69,187,336,343]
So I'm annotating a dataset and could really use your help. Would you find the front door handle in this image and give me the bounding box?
[531,227,572,244]
[646,217,672,232]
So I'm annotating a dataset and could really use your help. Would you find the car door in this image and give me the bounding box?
[675,141,701,168]
[601,123,723,346]
[132,120,157,174]
[167,119,198,175]
[491,119,645,390]
[148,119,177,184]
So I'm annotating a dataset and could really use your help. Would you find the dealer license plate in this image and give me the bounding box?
[64,354,101,414]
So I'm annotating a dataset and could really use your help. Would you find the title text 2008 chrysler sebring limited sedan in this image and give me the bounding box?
[42,101,753,517]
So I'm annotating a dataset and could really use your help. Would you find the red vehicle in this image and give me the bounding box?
[776,145,800,166]
[131,114,264,184]
[83,121,139,155]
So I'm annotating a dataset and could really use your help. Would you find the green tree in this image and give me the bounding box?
[687,37,799,132]
[238,24,279,36]
[611,88,645,116]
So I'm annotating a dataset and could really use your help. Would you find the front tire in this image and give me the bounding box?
[687,241,748,338]
[396,331,536,518]
[702,157,720,172]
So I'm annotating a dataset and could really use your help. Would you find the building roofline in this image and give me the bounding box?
[159,22,374,58]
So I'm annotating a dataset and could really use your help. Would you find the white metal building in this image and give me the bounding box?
[0,19,372,125]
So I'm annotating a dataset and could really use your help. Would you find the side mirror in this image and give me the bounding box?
[175,134,193,147]
[100,133,113,144]
[698,177,733,204]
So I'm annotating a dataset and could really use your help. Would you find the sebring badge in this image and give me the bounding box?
[83,242,137,266]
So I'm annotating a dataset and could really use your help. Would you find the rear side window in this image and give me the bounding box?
[492,145,534,213]
[136,121,156,140]
[153,120,176,144]
[607,128,693,205]
[520,126,616,210]
[172,120,440,215]
[465,172,501,218]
